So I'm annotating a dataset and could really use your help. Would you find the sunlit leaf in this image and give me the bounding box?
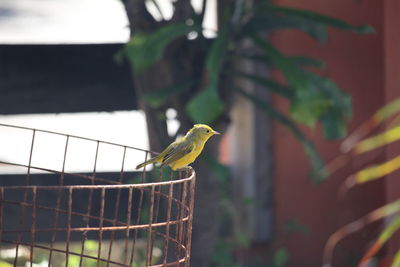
[142,81,193,108]
[125,23,200,73]
[324,200,400,267]
[352,155,400,184]
[355,126,400,154]
[341,98,400,153]
[359,216,400,266]
[235,87,327,182]
[374,98,400,123]
[392,249,400,267]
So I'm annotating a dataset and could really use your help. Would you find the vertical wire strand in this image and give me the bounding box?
[79,141,100,267]
[148,168,164,264]
[14,129,36,266]
[178,181,188,261]
[107,146,127,266]
[145,186,155,266]
[173,178,183,262]
[185,173,196,267]
[29,187,37,267]
[162,181,174,265]
[124,187,133,266]
[65,187,73,267]
[48,135,69,267]
[129,151,149,266]
[97,188,106,267]
[0,188,4,253]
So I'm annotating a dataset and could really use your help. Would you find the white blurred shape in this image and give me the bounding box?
[0,111,149,173]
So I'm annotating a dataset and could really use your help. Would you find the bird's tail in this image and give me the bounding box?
[136,157,160,170]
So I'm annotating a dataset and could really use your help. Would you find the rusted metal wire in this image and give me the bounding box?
[0,124,196,267]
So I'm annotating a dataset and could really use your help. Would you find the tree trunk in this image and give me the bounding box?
[122,1,229,266]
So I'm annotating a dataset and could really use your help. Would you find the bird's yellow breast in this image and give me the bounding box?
[169,142,204,170]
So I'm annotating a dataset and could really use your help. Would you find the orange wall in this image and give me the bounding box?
[272,0,385,266]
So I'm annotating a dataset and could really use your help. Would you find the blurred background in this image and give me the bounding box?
[0,0,399,266]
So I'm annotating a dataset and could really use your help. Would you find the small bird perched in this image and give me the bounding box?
[136,124,220,171]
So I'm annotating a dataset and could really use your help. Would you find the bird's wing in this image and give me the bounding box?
[161,140,194,166]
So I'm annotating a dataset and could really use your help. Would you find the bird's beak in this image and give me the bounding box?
[213,130,221,135]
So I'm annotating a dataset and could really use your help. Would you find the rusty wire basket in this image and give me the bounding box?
[0,123,196,267]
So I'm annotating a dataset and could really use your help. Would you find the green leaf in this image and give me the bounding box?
[186,88,225,124]
[272,6,375,34]
[201,152,230,184]
[235,231,251,248]
[283,219,311,235]
[290,88,331,127]
[273,248,289,267]
[206,18,230,84]
[235,71,294,98]
[212,241,239,267]
[302,71,352,139]
[289,56,326,68]
[125,23,200,73]
[251,36,310,92]
[142,81,193,108]
[186,15,230,124]
[320,112,347,140]
[235,87,326,182]
[247,14,328,43]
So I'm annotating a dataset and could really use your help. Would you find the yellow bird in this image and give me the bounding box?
[136,124,220,171]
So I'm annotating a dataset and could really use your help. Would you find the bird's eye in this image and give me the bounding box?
[206,130,210,133]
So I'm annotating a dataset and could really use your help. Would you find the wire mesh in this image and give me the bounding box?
[0,123,196,267]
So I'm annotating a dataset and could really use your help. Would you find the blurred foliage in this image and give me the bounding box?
[283,219,311,235]
[273,248,290,267]
[323,98,400,267]
[122,0,373,182]
[121,0,374,266]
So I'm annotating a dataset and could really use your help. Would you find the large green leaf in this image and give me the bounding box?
[251,35,310,92]
[186,16,230,124]
[235,87,326,182]
[206,20,229,84]
[142,81,193,108]
[272,5,375,34]
[289,56,326,69]
[186,88,225,124]
[235,71,294,98]
[245,3,373,43]
[290,88,331,127]
[246,14,328,43]
[125,23,200,73]
[302,71,352,139]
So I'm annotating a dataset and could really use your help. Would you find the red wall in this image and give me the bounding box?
[384,0,400,255]
[272,0,386,266]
